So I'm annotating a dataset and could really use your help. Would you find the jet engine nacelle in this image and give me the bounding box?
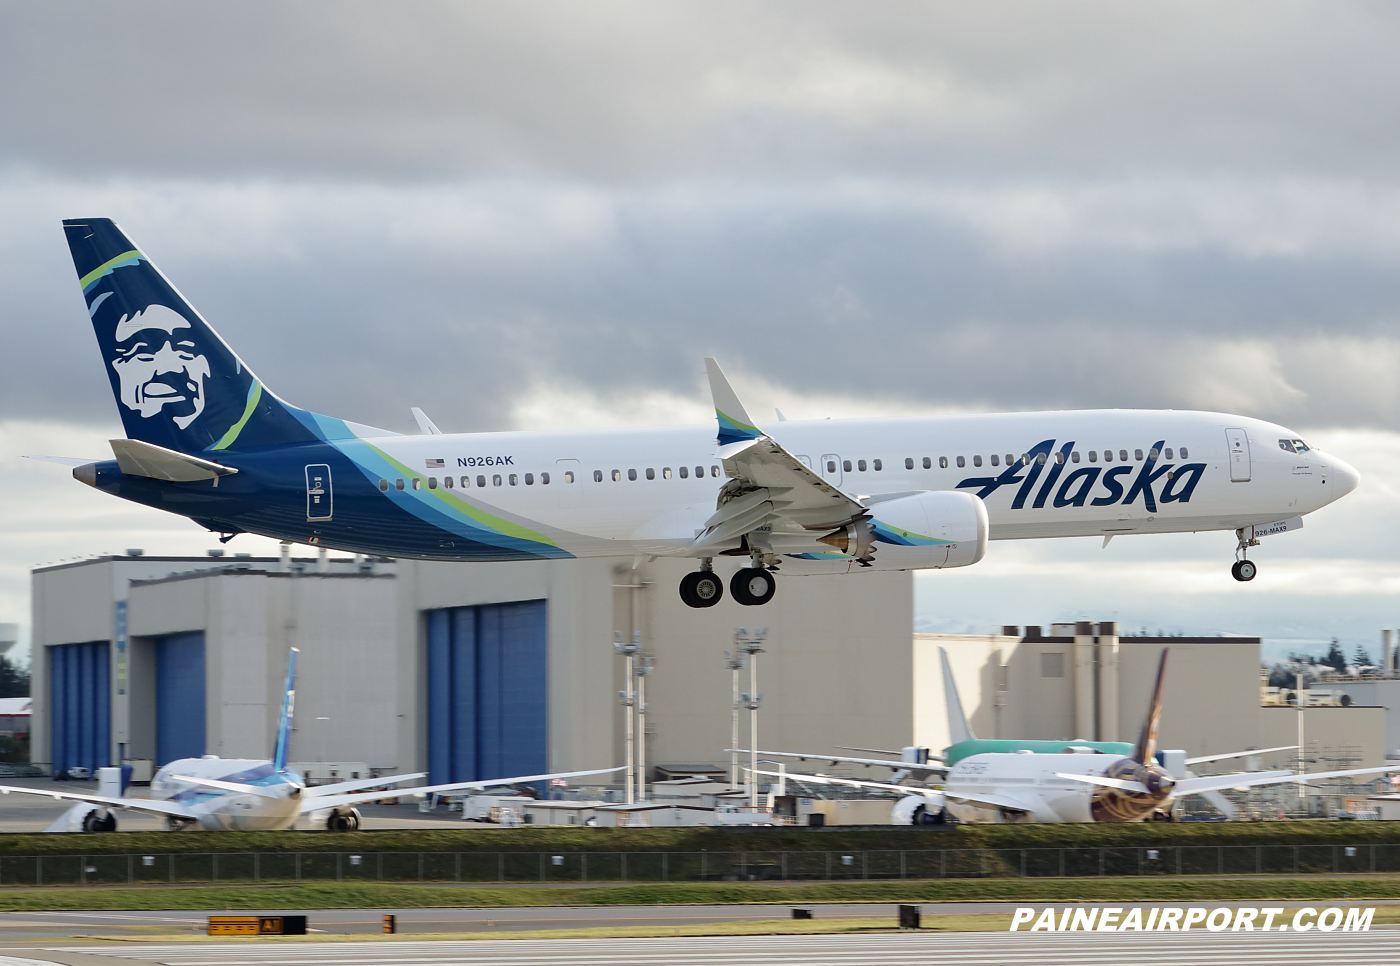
[860,491,988,568]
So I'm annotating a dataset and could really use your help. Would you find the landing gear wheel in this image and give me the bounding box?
[326,807,361,831]
[1231,559,1257,582]
[680,570,725,608]
[730,567,776,606]
[82,811,117,832]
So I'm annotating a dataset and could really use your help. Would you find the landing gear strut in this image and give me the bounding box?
[1232,528,1258,582]
[679,561,725,608]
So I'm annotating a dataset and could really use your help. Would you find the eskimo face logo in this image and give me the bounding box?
[110,304,210,429]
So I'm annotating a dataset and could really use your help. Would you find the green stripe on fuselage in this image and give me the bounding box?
[944,738,1134,765]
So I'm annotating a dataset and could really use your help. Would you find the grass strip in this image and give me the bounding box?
[6,877,1400,911]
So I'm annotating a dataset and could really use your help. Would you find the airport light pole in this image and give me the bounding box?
[724,648,746,787]
[735,627,767,807]
[615,631,641,804]
[635,656,652,802]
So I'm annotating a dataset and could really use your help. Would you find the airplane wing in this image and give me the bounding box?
[1185,745,1298,766]
[0,784,198,821]
[693,360,866,556]
[738,748,947,775]
[1174,764,1400,797]
[305,772,427,797]
[754,769,939,797]
[300,766,626,813]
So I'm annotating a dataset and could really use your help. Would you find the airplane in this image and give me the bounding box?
[32,219,1361,609]
[939,649,1400,823]
[0,649,623,832]
[747,648,1289,820]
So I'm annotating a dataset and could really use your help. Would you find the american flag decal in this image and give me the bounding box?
[425,459,445,469]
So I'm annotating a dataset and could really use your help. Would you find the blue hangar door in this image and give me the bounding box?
[156,632,206,764]
[426,601,547,785]
[49,641,110,776]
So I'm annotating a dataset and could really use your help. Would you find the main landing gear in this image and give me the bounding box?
[679,560,778,608]
[1232,527,1258,582]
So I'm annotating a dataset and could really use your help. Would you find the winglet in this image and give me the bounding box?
[1131,648,1169,764]
[704,358,762,446]
[939,647,976,744]
[273,648,298,772]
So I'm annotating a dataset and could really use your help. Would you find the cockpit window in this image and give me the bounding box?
[1279,438,1310,454]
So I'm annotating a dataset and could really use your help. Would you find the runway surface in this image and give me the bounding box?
[0,931,1395,966]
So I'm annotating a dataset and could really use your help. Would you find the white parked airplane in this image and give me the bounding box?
[940,650,1400,824]
[41,220,1361,609]
[1,649,622,832]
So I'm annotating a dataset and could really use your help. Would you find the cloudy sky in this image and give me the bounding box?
[3,2,1399,664]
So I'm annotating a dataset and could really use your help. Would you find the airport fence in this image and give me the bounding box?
[2,844,1398,885]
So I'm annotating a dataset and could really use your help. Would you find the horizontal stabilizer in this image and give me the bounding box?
[1056,772,1151,794]
[170,774,283,798]
[110,438,239,482]
[23,455,99,467]
[411,408,443,435]
[305,772,428,798]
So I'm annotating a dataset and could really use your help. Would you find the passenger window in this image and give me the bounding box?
[509,474,518,485]
[476,475,486,487]
[939,457,948,468]
[711,466,719,477]
[905,458,914,470]
[612,470,622,481]
[1005,454,1014,466]
[990,455,999,467]
[922,457,932,469]
[1179,446,1189,459]
[1119,450,1128,462]
[1164,448,1173,460]
[646,468,655,480]
[1134,449,1143,461]
[412,478,422,490]
[827,461,836,473]
[1088,451,1096,463]
[378,479,388,491]
[396,479,405,490]
[492,474,502,487]
[1148,448,1159,460]
[428,477,438,489]
[542,472,551,484]
[1070,452,1080,463]
[972,455,982,467]
[1103,450,1112,462]
[696,465,705,478]
[525,473,534,485]
[873,459,882,471]
[1036,453,1047,465]
[663,467,672,479]
[593,470,603,482]
[843,460,853,472]
[858,460,867,472]
[444,476,454,488]
[1053,452,1064,465]
[628,469,637,481]
[679,465,689,479]
[956,456,966,468]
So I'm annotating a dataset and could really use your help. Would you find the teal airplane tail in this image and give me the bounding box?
[273,648,298,772]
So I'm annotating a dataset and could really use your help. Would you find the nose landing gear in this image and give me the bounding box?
[1232,528,1259,582]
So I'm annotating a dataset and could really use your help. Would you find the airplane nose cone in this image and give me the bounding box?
[1324,452,1361,497]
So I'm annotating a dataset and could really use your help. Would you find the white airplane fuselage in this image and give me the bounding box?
[944,752,1139,824]
[151,758,303,831]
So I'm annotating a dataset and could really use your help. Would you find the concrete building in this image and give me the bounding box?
[916,623,1387,771]
[30,551,914,784]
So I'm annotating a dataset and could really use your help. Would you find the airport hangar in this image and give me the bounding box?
[29,554,1387,786]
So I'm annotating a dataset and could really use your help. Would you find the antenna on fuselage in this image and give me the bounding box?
[1130,648,1169,765]
[273,647,298,772]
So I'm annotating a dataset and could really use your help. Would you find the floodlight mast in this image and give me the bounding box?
[735,627,768,807]
[636,654,652,803]
[615,631,641,804]
[724,648,746,787]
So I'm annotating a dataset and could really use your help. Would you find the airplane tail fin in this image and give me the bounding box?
[61,218,324,455]
[939,647,976,744]
[273,648,298,772]
[704,358,762,446]
[1130,648,1170,764]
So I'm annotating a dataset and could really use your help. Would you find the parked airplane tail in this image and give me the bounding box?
[273,648,298,772]
[1130,648,1169,765]
[62,218,322,455]
[939,647,976,744]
